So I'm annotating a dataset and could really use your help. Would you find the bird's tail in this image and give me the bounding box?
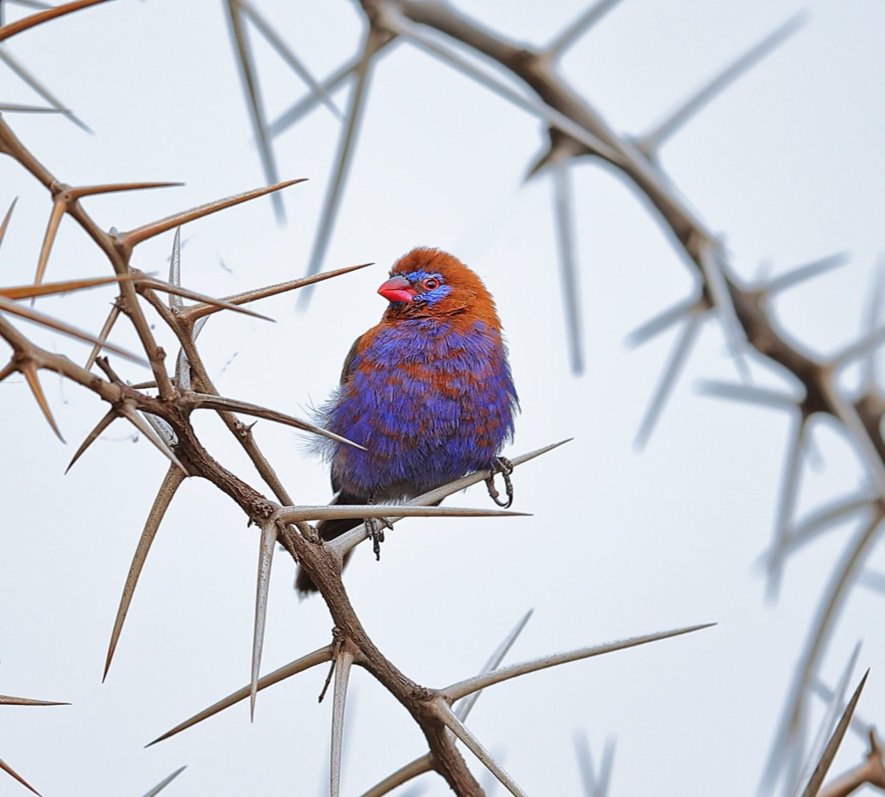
[294,490,365,595]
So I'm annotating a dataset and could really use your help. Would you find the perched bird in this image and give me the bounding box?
[296,247,519,594]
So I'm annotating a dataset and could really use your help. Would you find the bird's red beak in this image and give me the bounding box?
[377,275,415,303]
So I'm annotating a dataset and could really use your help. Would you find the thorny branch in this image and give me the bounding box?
[232,0,881,791]
[0,6,703,794]
[3,0,880,793]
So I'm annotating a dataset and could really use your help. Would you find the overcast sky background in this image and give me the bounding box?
[1,1,884,795]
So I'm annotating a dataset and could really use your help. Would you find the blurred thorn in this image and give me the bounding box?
[380,6,621,164]
[65,408,116,473]
[84,302,122,371]
[0,47,90,131]
[633,313,702,448]
[104,464,186,681]
[7,1,53,11]
[697,241,750,382]
[330,649,355,797]
[810,676,875,743]
[800,670,869,797]
[223,0,284,223]
[625,295,705,348]
[794,643,862,795]
[794,491,874,546]
[299,25,383,308]
[830,323,885,370]
[574,729,596,795]
[524,136,585,183]
[0,196,17,251]
[267,35,398,139]
[697,380,797,411]
[636,12,807,153]
[0,103,65,114]
[758,252,850,298]
[250,519,277,721]
[119,178,305,249]
[0,0,109,45]
[457,609,533,722]
[359,758,431,797]
[238,0,341,121]
[434,700,527,797]
[147,645,333,746]
[551,158,584,374]
[759,491,873,570]
[857,568,885,597]
[760,512,883,794]
[0,296,147,364]
[544,0,624,59]
[860,261,884,391]
[596,737,616,797]
[141,765,187,797]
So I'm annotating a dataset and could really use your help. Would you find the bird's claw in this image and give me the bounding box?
[365,516,393,561]
[485,456,514,508]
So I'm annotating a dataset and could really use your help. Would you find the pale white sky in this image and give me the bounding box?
[1,1,884,795]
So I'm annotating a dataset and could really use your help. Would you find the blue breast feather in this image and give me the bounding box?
[321,319,518,499]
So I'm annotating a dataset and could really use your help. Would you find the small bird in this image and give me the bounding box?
[296,247,519,594]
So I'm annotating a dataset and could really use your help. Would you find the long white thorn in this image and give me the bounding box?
[545,0,624,59]
[330,650,355,797]
[697,241,750,382]
[634,313,702,448]
[638,13,806,152]
[551,158,584,374]
[238,0,341,120]
[860,262,884,390]
[625,295,704,349]
[435,700,527,797]
[760,252,849,297]
[697,380,797,412]
[766,416,806,601]
[250,519,277,721]
[299,25,382,306]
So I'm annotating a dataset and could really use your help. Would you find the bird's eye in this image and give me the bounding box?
[423,278,439,291]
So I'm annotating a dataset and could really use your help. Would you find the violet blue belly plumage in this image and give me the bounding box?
[296,247,518,594]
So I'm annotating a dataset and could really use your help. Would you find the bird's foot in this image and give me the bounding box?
[485,456,514,508]
[364,512,393,561]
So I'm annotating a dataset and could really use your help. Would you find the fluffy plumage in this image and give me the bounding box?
[296,247,518,594]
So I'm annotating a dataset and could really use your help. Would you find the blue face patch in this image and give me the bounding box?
[398,270,451,306]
